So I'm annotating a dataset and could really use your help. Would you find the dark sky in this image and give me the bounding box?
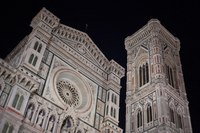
[0,0,199,132]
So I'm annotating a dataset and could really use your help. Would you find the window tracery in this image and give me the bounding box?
[56,80,80,107]
[139,62,149,87]
[137,109,142,128]
[12,93,24,111]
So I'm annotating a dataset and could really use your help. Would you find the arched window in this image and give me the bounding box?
[34,42,43,53]
[166,65,175,88]
[106,105,109,115]
[139,62,149,87]
[17,95,24,110]
[28,54,38,66]
[2,122,9,133]
[34,41,39,50]
[8,125,13,133]
[12,93,19,108]
[147,104,152,123]
[28,54,34,64]
[107,92,110,101]
[137,110,142,128]
[177,114,182,129]
[170,107,175,123]
[38,44,42,53]
[32,56,38,66]
[111,107,113,116]
[2,123,13,133]
[114,95,117,104]
[111,93,114,103]
[114,109,116,118]
[12,93,24,111]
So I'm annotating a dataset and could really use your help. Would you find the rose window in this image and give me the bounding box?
[56,80,80,107]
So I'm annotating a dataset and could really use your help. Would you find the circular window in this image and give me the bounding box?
[56,80,80,107]
[51,67,93,116]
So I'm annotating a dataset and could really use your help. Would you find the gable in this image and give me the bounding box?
[53,24,110,71]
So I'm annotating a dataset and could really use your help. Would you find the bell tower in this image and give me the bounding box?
[125,19,192,133]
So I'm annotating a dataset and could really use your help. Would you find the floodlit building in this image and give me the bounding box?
[125,19,192,133]
[0,8,125,133]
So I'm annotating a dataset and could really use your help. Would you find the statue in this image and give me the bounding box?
[26,105,33,121]
[47,118,54,131]
[61,117,74,133]
[37,111,44,127]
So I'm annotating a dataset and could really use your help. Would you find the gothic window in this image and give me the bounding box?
[34,41,42,53]
[32,56,38,66]
[166,65,175,88]
[137,109,143,128]
[114,95,117,104]
[111,93,114,102]
[107,92,110,101]
[139,62,149,87]
[28,54,34,64]
[177,114,182,129]
[38,44,42,53]
[114,108,116,118]
[146,104,152,123]
[16,95,24,110]
[28,54,38,66]
[111,107,113,116]
[2,122,13,133]
[170,107,175,123]
[34,41,39,50]
[106,105,109,115]
[12,93,24,111]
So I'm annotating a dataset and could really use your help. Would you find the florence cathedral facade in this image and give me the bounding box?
[0,7,192,133]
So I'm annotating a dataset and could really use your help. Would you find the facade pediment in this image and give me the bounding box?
[52,24,110,71]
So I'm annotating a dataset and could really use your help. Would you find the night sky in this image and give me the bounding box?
[0,0,199,132]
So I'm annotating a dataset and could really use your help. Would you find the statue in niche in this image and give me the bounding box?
[47,116,55,132]
[37,110,44,127]
[61,117,75,133]
[26,104,33,121]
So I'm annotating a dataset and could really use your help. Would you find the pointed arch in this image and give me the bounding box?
[28,54,34,64]
[17,95,24,110]
[37,44,42,53]
[12,93,19,108]
[34,41,39,50]
[146,104,152,123]
[137,109,143,128]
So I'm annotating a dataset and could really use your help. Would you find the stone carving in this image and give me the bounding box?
[47,118,54,131]
[26,105,33,121]
[36,111,44,127]
[56,80,80,107]
[38,63,49,79]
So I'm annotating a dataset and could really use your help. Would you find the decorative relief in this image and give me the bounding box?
[76,43,86,54]
[53,57,65,69]
[0,77,5,95]
[38,63,49,79]
[102,89,106,102]
[96,100,105,116]
[46,52,53,65]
